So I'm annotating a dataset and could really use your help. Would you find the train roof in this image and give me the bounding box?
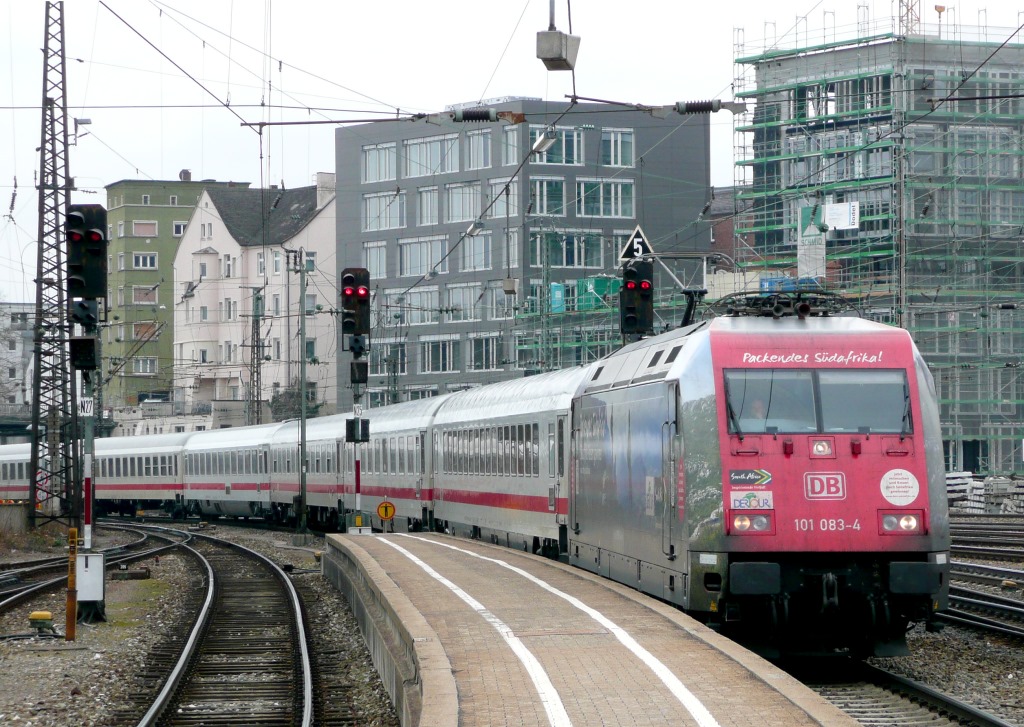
[433,366,593,425]
[361,394,454,432]
[181,422,287,452]
[98,431,196,456]
[707,314,904,336]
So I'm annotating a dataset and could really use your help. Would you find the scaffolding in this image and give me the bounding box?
[733,6,1024,474]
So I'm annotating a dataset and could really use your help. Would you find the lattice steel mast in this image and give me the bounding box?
[29,1,80,529]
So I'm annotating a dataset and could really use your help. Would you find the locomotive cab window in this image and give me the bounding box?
[725,370,816,434]
[725,368,911,435]
[819,370,910,434]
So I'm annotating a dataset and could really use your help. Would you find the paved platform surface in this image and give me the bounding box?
[328,532,858,727]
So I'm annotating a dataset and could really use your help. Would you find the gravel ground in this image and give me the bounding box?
[0,523,398,727]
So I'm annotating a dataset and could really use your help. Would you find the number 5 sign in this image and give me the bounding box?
[618,225,654,262]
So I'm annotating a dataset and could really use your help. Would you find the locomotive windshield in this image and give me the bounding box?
[725,369,911,435]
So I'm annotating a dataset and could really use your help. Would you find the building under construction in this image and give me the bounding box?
[732,3,1024,474]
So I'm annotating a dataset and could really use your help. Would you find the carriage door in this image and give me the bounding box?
[662,383,678,561]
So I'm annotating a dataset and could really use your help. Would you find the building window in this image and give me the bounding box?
[462,233,491,272]
[169,195,178,205]
[132,322,157,340]
[133,357,157,374]
[362,142,397,183]
[272,294,281,316]
[117,253,125,271]
[223,340,233,363]
[304,251,316,272]
[370,342,406,376]
[133,286,158,304]
[385,287,438,325]
[305,338,316,361]
[447,284,482,322]
[466,129,491,170]
[489,285,516,319]
[577,179,634,218]
[445,182,480,223]
[199,348,208,363]
[141,194,150,205]
[418,187,438,226]
[257,252,265,275]
[132,220,158,237]
[273,252,282,274]
[363,241,386,279]
[398,236,447,277]
[8,367,15,379]
[502,126,519,166]
[117,220,125,238]
[172,221,187,236]
[530,178,566,216]
[420,338,460,373]
[199,305,208,321]
[223,254,233,278]
[305,294,317,315]
[600,129,634,167]
[503,228,519,270]
[530,126,582,165]
[362,190,406,231]
[469,335,501,371]
[487,179,519,219]
[530,231,603,268]
[403,133,459,178]
[134,252,157,269]
[273,338,281,360]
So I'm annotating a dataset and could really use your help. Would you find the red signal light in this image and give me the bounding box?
[87,231,103,243]
[69,231,84,244]
[639,280,652,291]
[343,286,355,297]
[625,281,637,290]
[357,285,369,298]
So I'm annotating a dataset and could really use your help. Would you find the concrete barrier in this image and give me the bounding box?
[323,535,458,727]
[0,503,29,534]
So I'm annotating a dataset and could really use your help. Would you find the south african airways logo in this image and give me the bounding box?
[729,469,772,487]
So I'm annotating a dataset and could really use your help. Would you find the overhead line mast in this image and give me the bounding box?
[29,1,80,532]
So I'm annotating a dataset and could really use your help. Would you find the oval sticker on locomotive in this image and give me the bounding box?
[880,468,920,506]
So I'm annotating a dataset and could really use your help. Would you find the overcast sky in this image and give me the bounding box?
[1,0,1020,302]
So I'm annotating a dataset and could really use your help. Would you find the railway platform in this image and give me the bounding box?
[323,532,857,727]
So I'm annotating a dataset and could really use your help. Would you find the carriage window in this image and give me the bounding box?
[725,369,816,434]
[524,424,533,476]
[115,459,121,478]
[532,423,540,476]
[819,370,910,434]
[557,419,565,478]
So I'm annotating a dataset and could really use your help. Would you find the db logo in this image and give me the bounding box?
[804,472,846,500]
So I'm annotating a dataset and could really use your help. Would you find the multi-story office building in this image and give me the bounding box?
[172,174,338,426]
[104,175,250,409]
[733,12,1024,473]
[335,98,712,409]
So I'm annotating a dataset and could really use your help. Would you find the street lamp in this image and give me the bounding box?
[73,118,91,145]
[531,127,558,155]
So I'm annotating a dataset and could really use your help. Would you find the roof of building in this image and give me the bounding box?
[206,185,320,247]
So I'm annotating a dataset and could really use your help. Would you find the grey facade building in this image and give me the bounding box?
[335,98,712,409]
[733,15,1024,474]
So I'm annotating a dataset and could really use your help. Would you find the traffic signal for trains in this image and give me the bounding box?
[69,335,98,370]
[620,260,654,335]
[70,299,99,328]
[346,417,370,443]
[66,203,108,300]
[340,267,371,336]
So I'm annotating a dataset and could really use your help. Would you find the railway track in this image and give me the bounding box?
[135,533,313,727]
[0,526,185,616]
[794,660,1017,726]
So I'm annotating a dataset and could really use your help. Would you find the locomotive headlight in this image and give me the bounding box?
[811,439,833,457]
[879,509,925,534]
[751,515,770,531]
[733,515,751,531]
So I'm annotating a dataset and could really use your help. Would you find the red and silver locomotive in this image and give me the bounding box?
[0,292,948,655]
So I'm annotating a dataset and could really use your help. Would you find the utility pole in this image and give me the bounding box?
[245,286,265,426]
[287,250,308,533]
[29,1,79,531]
